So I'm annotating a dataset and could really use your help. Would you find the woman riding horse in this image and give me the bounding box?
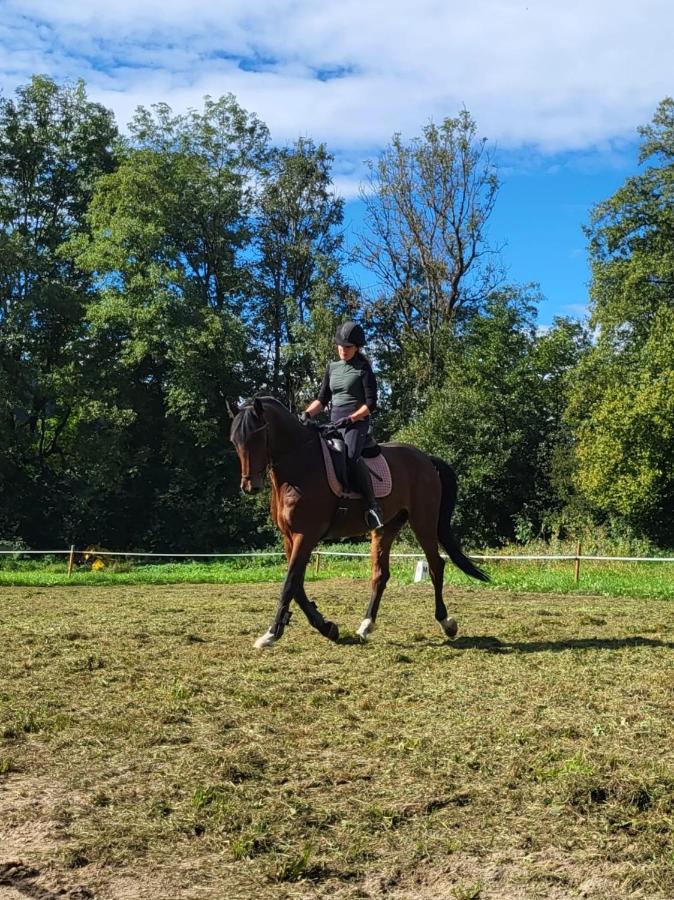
[229,395,488,648]
[301,320,384,531]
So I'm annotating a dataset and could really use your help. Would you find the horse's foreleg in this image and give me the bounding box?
[294,586,339,642]
[254,559,305,649]
[255,533,334,648]
[282,534,292,562]
[357,512,406,640]
[254,588,293,648]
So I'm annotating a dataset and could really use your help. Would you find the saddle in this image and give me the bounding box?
[319,428,392,500]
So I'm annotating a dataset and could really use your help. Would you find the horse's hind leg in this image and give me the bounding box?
[357,511,407,640]
[409,514,458,640]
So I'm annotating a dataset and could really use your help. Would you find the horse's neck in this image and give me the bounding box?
[263,400,312,467]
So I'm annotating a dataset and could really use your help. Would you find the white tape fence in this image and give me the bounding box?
[2,544,674,584]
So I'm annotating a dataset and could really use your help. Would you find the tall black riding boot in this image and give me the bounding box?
[353,457,384,530]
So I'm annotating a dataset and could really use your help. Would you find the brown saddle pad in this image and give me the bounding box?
[319,437,392,499]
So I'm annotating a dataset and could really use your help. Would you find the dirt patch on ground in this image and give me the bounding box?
[357,848,638,900]
[0,773,96,899]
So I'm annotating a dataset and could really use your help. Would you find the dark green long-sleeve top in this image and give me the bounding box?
[317,355,378,418]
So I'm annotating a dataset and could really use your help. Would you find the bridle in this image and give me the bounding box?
[235,405,318,485]
[238,421,269,486]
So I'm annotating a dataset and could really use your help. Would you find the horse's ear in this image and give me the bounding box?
[253,397,264,418]
[226,400,239,420]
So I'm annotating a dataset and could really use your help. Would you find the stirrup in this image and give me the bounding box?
[365,508,384,530]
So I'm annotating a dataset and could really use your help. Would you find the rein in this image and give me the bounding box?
[240,416,316,483]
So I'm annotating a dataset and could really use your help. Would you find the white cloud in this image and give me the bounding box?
[1,0,672,154]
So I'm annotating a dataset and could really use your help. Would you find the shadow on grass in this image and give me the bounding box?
[445,635,674,654]
[336,633,367,646]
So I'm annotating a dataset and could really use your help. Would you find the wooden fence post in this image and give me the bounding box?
[67,545,76,578]
[573,541,582,584]
[314,551,321,575]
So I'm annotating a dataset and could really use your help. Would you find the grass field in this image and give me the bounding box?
[1,579,673,899]
[1,550,674,601]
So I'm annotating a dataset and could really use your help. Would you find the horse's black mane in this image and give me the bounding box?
[230,396,288,445]
[230,401,261,445]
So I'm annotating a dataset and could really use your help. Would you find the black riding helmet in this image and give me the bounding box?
[335,320,366,347]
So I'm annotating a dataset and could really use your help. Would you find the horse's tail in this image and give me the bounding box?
[430,456,490,583]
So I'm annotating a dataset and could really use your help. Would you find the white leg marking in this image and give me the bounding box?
[356,618,375,640]
[254,629,277,649]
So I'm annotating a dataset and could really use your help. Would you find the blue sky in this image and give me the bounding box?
[485,149,636,324]
[342,147,638,326]
[1,0,671,324]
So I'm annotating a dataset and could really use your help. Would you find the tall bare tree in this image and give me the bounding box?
[359,110,501,417]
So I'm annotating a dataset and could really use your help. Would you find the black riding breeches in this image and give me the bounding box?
[338,419,369,462]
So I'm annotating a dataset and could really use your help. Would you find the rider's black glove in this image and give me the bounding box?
[332,417,352,429]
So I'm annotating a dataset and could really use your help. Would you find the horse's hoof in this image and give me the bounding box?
[441,617,458,639]
[254,629,277,649]
[356,618,375,641]
[324,621,339,642]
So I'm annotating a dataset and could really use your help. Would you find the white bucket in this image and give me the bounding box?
[414,560,429,582]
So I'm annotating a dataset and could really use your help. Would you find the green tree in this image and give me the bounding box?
[0,76,117,543]
[398,287,570,545]
[68,95,272,549]
[254,138,353,409]
[530,317,592,538]
[569,98,674,543]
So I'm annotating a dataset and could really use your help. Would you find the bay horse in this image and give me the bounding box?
[229,397,488,648]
